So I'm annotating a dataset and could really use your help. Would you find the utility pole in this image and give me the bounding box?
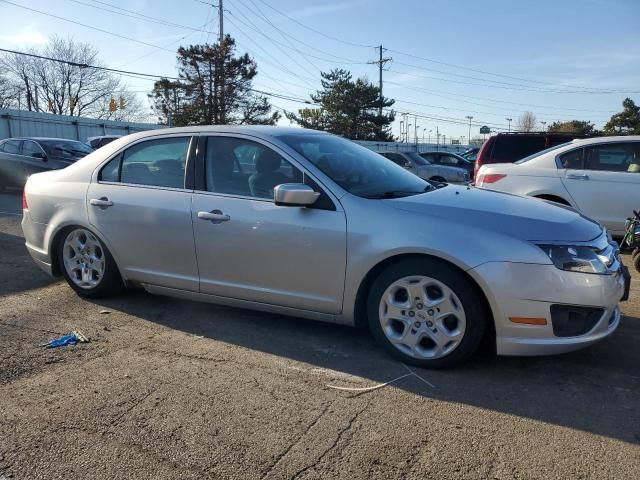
[465,116,473,146]
[506,117,512,132]
[218,0,225,124]
[368,45,392,119]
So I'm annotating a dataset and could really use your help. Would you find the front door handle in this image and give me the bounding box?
[567,173,589,180]
[90,197,113,208]
[197,209,230,223]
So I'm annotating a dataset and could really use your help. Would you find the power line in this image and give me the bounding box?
[1,0,176,52]
[253,0,376,49]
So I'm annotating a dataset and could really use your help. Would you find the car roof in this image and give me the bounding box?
[1,137,85,142]
[122,125,329,142]
[559,135,640,147]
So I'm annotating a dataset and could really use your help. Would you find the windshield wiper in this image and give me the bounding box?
[363,187,432,199]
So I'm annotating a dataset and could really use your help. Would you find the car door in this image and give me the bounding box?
[560,142,640,234]
[191,134,347,314]
[0,140,24,187]
[87,135,200,291]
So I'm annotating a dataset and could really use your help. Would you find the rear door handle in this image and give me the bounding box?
[567,173,589,180]
[197,210,230,223]
[90,197,113,208]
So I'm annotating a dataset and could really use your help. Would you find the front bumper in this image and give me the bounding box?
[470,261,626,356]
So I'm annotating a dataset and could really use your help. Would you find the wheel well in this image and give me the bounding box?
[534,194,570,206]
[353,254,495,347]
[50,225,76,277]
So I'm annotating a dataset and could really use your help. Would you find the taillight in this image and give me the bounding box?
[22,189,28,210]
[476,173,506,187]
[473,139,491,182]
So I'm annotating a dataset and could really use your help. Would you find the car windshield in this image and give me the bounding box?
[515,142,572,164]
[40,140,94,159]
[278,133,433,198]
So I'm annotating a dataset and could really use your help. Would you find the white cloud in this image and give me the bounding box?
[0,27,48,47]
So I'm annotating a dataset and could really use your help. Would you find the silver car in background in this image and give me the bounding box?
[22,127,629,367]
[378,150,469,184]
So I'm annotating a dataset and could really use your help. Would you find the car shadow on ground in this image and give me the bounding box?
[0,231,56,296]
[93,288,640,445]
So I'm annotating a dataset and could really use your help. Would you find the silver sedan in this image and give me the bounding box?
[21,127,629,367]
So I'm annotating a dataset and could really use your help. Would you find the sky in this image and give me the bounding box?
[0,0,639,141]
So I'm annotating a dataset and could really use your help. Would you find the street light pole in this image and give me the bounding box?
[465,116,473,145]
[400,120,404,142]
[540,121,547,132]
[407,124,412,143]
[506,117,512,132]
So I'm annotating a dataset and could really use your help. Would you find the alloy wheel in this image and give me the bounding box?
[378,275,467,360]
[62,229,106,289]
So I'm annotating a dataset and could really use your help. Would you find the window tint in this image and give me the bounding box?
[440,155,460,165]
[119,137,190,188]
[39,140,93,158]
[584,143,640,173]
[559,149,584,169]
[22,141,43,157]
[99,154,121,182]
[205,136,302,199]
[1,140,21,154]
[492,136,547,162]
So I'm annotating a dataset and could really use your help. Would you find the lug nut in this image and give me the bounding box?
[428,309,434,316]
[414,321,421,329]
[408,311,415,317]
[416,302,423,309]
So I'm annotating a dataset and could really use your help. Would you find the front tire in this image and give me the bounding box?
[367,258,486,368]
[59,227,123,298]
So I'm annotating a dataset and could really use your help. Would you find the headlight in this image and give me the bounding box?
[537,244,610,274]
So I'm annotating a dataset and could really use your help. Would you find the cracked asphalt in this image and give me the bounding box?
[0,191,639,479]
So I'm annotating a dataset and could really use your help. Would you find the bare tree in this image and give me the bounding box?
[0,36,149,121]
[516,111,537,132]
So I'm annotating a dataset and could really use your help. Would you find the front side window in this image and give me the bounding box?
[22,141,43,157]
[584,143,639,173]
[279,133,431,198]
[204,136,301,199]
[39,140,93,159]
[120,137,190,188]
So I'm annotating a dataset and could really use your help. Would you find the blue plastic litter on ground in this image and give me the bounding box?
[42,334,79,348]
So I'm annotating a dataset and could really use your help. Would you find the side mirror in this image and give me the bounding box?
[404,162,412,169]
[274,183,320,207]
[31,152,46,161]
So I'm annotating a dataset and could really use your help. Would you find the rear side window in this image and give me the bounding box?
[491,136,547,162]
[559,149,584,169]
[99,137,190,188]
[1,140,21,154]
[584,143,639,172]
[384,153,407,166]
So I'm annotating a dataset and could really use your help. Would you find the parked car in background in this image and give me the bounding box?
[0,137,94,191]
[420,151,474,175]
[87,135,122,149]
[476,136,640,236]
[462,147,479,162]
[21,126,629,368]
[474,132,590,182]
[378,151,469,184]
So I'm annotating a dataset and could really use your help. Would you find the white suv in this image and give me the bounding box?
[476,136,640,236]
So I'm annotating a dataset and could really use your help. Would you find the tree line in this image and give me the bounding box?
[1,35,637,139]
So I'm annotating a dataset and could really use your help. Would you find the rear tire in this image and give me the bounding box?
[367,258,486,369]
[58,227,123,298]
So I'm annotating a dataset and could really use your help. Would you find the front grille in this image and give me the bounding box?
[550,305,604,337]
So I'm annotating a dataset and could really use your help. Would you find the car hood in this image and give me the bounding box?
[389,185,602,243]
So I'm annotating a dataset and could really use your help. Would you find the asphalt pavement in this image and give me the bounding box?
[0,191,638,480]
